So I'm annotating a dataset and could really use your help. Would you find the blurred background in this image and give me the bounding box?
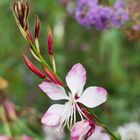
[0,0,140,139]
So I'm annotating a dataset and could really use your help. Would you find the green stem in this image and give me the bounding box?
[87,109,118,140]
[3,122,12,137]
[27,35,64,83]
[13,12,64,84]
[16,119,42,140]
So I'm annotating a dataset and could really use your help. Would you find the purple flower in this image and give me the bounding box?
[94,6,114,30]
[75,2,114,30]
[75,0,129,30]
[75,0,99,28]
[112,0,129,27]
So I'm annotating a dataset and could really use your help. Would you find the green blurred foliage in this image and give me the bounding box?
[0,0,140,137]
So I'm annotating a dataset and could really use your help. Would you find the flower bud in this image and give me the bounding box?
[35,16,41,39]
[43,66,64,86]
[47,27,53,55]
[26,30,33,44]
[13,0,29,29]
[22,54,46,79]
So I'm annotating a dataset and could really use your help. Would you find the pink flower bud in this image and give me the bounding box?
[22,54,46,79]
[47,27,53,55]
[43,66,64,86]
[70,120,95,140]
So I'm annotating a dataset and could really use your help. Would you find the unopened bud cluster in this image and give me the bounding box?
[13,0,63,86]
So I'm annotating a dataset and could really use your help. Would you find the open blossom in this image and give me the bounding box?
[94,6,114,30]
[117,122,140,140]
[75,0,99,28]
[75,0,129,30]
[39,63,107,129]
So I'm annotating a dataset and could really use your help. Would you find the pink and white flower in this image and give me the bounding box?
[39,63,107,129]
[70,120,95,140]
[71,121,111,140]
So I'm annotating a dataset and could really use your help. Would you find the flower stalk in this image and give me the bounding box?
[13,0,62,83]
[13,1,120,140]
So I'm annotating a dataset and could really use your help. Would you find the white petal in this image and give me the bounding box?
[39,81,69,100]
[77,86,107,108]
[41,104,65,127]
[60,102,73,125]
[66,63,86,97]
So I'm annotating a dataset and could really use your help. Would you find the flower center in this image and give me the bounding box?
[58,93,87,130]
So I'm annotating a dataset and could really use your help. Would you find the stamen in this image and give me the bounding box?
[70,104,74,129]
[73,104,76,124]
[75,103,88,119]
[75,103,84,120]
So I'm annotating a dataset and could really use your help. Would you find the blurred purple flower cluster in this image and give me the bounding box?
[75,0,129,30]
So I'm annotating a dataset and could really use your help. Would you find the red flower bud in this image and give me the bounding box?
[81,107,95,120]
[22,54,45,79]
[43,66,64,86]
[47,27,53,55]
[35,16,41,39]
